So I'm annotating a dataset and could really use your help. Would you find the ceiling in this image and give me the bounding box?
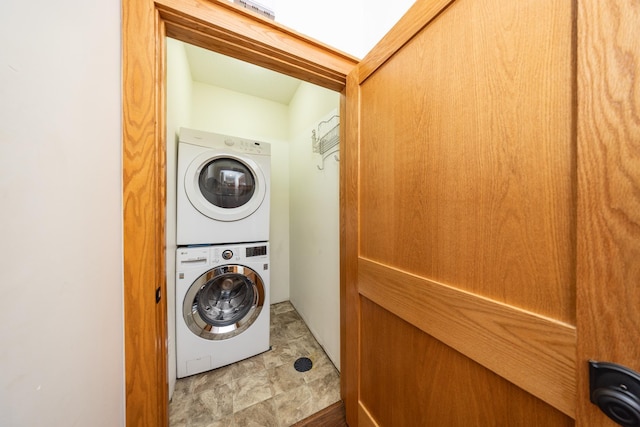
[183,43,303,105]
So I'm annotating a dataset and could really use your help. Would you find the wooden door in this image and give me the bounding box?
[343,0,640,425]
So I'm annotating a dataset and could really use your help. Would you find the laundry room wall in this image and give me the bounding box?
[166,37,193,399]
[288,83,341,369]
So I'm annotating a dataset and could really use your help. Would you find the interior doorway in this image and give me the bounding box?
[166,39,342,414]
[122,1,357,423]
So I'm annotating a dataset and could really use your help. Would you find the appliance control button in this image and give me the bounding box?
[222,250,233,260]
[224,139,235,146]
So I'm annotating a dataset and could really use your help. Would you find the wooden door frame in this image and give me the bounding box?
[122,0,357,424]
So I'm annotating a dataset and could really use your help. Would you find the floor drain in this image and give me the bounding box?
[294,357,313,372]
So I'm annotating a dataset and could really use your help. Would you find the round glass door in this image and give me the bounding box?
[199,158,255,208]
[183,265,265,340]
[185,152,266,222]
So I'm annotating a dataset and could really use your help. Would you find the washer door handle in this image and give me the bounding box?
[181,257,207,264]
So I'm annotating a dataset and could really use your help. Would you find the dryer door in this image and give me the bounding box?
[185,152,266,221]
[183,264,265,340]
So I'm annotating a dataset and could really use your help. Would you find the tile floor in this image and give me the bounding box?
[169,301,341,427]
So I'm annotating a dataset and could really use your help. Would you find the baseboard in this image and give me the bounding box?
[292,401,347,426]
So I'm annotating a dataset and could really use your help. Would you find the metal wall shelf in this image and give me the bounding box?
[312,115,340,170]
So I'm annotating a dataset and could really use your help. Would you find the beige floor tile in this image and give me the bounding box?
[272,384,315,426]
[232,370,273,412]
[262,344,286,370]
[192,365,234,394]
[169,302,340,426]
[303,353,338,384]
[268,362,306,396]
[234,399,279,427]
[307,370,341,413]
[230,355,266,380]
[196,384,234,420]
[271,301,295,315]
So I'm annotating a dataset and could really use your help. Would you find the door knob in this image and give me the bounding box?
[590,361,640,427]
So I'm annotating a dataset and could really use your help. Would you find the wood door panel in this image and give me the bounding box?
[359,298,574,427]
[358,0,575,322]
[359,258,576,416]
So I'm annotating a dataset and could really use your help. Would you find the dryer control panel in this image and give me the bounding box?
[179,127,271,156]
[225,138,269,156]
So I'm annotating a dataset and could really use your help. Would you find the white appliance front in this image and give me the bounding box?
[176,242,270,378]
[177,128,271,245]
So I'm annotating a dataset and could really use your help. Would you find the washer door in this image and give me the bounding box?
[185,152,266,222]
[183,264,265,340]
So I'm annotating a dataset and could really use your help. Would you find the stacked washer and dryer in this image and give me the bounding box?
[175,127,271,378]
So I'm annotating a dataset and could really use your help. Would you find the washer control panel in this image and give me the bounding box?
[178,243,269,270]
[176,247,209,269]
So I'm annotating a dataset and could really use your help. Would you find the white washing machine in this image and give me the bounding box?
[177,127,271,245]
[176,242,270,378]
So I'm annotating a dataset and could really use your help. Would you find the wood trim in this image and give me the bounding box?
[343,67,361,426]
[358,258,577,418]
[154,13,169,426]
[356,0,455,84]
[122,0,167,425]
[575,0,640,424]
[291,401,347,426]
[123,0,356,424]
[156,0,357,91]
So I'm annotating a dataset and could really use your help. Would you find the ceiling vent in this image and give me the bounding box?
[233,0,275,20]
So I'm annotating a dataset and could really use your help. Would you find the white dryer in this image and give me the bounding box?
[176,242,270,378]
[177,128,270,245]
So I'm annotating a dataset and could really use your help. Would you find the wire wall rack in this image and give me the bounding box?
[311,115,340,170]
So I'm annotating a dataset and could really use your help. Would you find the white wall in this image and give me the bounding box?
[274,0,364,58]
[360,1,417,57]
[0,1,124,426]
[166,38,193,399]
[274,0,416,58]
[288,84,341,369]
